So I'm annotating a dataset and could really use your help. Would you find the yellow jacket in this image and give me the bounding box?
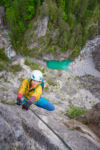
[18,78,42,102]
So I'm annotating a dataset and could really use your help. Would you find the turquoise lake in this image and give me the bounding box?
[46,60,72,71]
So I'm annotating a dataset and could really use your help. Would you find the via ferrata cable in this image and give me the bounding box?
[30,108,73,150]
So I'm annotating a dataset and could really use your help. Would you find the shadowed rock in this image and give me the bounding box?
[92,45,100,72]
[84,103,100,139]
[0,6,5,27]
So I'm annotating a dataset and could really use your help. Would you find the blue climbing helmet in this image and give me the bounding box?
[30,70,44,89]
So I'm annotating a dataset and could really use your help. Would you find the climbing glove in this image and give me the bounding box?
[16,97,22,105]
[22,102,31,110]
[22,96,36,110]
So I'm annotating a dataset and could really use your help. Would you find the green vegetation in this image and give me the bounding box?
[1,100,16,105]
[0,48,9,62]
[38,0,99,58]
[6,0,37,48]
[0,48,22,73]
[47,81,57,86]
[67,76,71,81]
[0,48,10,71]
[58,0,99,54]
[1,0,99,58]
[0,87,8,91]
[9,64,23,74]
[24,57,45,72]
[0,0,11,8]
[44,86,49,91]
[2,0,44,48]
[66,105,88,120]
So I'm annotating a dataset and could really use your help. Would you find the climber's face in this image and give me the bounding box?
[31,80,41,88]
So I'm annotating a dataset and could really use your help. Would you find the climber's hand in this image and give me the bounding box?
[22,102,31,110]
[16,97,22,105]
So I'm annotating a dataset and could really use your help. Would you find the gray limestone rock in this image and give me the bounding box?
[92,45,100,72]
[84,102,100,139]
[0,103,30,150]
[79,75,100,100]
[0,6,5,26]
[0,18,100,150]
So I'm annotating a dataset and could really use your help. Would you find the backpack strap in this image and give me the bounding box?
[41,80,44,90]
[38,79,44,90]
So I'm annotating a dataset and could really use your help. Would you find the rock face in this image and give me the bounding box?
[0,103,100,150]
[79,75,100,100]
[92,45,100,72]
[0,103,30,150]
[0,26,100,149]
[0,6,5,26]
[63,119,100,145]
[84,103,100,139]
[0,28,16,59]
[36,17,48,38]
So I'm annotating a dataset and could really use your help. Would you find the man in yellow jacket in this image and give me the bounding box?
[17,70,55,111]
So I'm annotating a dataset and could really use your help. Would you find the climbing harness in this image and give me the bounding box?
[30,108,73,150]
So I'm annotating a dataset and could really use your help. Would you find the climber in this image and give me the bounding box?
[16,70,55,111]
